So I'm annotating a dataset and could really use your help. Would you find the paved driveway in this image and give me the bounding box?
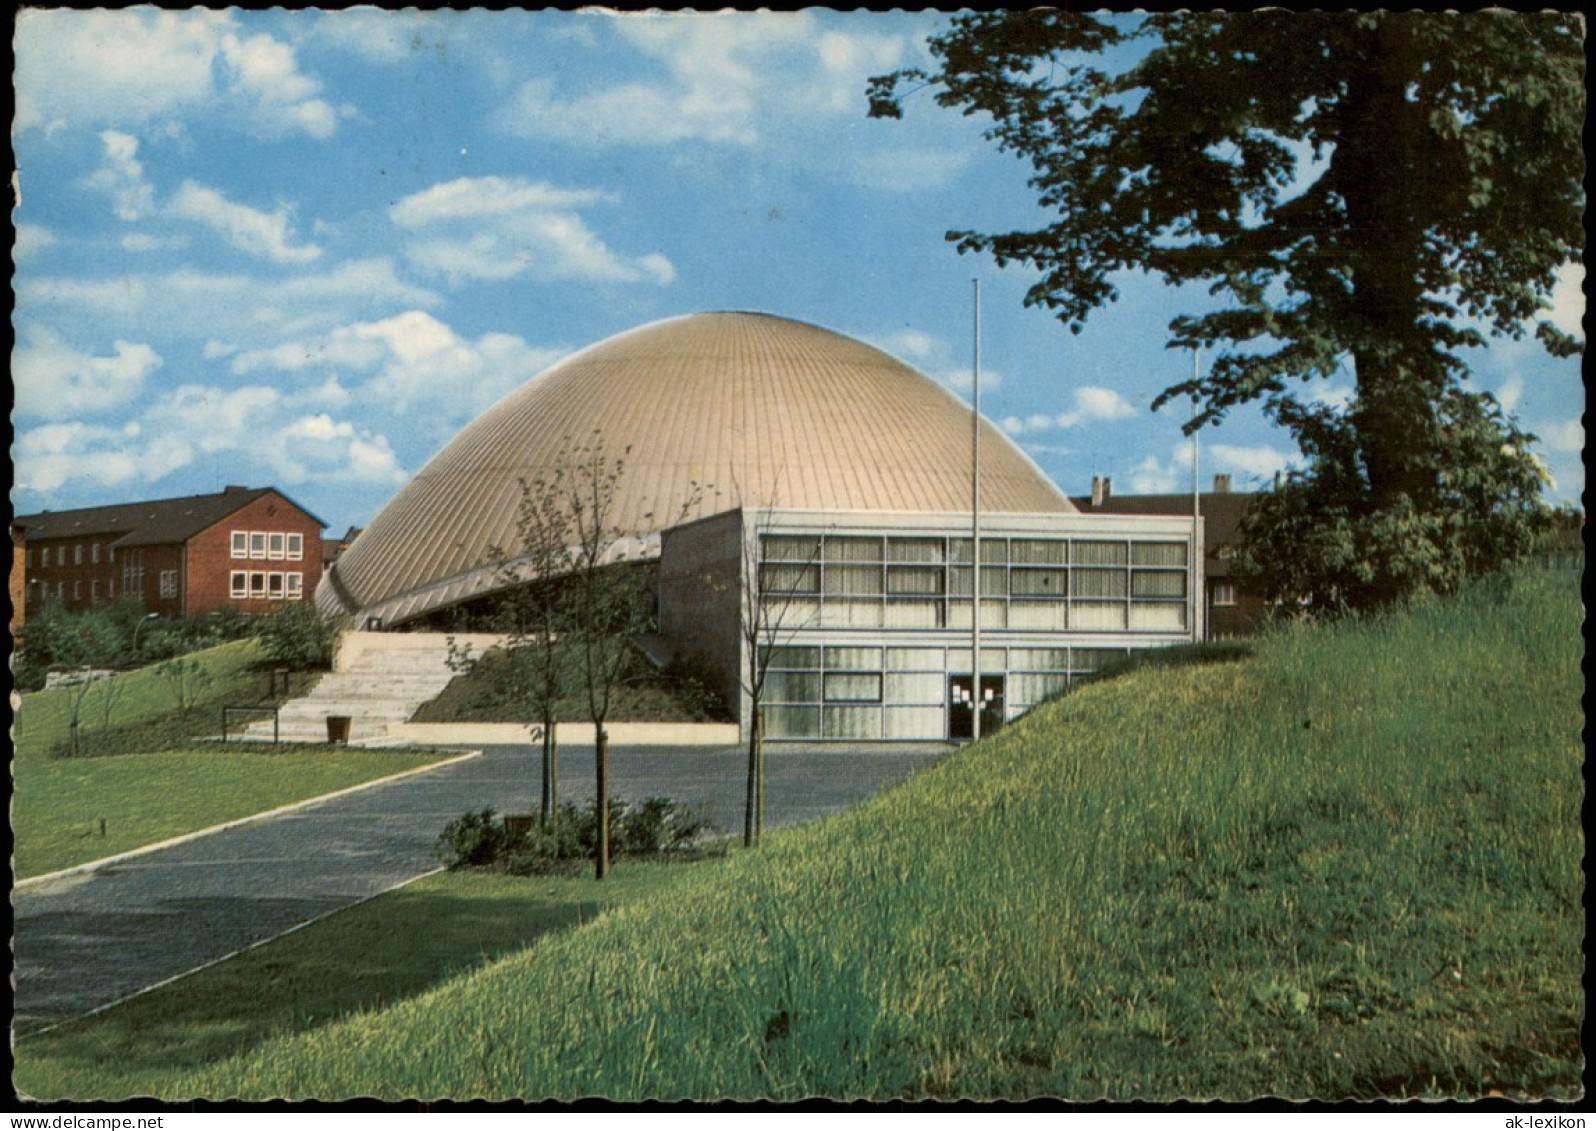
[12,741,948,1035]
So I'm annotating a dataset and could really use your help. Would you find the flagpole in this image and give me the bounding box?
[971,278,982,743]
[1191,347,1202,644]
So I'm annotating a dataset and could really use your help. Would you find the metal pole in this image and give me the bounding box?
[971,278,982,743]
[1191,347,1202,644]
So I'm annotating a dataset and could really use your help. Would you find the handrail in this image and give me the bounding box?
[222,704,279,744]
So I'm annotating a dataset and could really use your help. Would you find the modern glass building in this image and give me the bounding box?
[319,311,1203,741]
[660,508,1200,743]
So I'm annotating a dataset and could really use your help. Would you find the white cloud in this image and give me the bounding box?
[13,421,192,494]
[1122,438,1295,495]
[309,10,449,64]
[12,328,161,420]
[15,10,338,139]
[1542,416,1584,453]
[1542,261,1585,341]
[1207,443,1296,480]
[390,176,673,286]
[122,232,192,253]
[1129,455,1179,494]
[497,14,908,149]
[84,130,155,220]
[390,176,610,226]
[1496,374,1525,414]
[231,310,569,416]
[1001,386,1138,434]
[168,181,322,263]
[14,224,56,260]
[21,258,438,344]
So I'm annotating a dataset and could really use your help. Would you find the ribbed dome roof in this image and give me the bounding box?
[320,312,1075,624]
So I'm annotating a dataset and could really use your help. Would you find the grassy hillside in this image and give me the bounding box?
[123,570,1595,1099]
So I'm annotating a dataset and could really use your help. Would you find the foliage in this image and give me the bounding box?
[251,599,342,670]
[435,800,717,875]
[13,597,255,691]
[156,655,214,714]
[174,566,1578,1101]
[414,636,730,725]
[1234,391,1559,615]
[869,12,1584,612]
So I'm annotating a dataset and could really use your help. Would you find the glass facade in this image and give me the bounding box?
[759,533,1187,637]
[752,529,1193,740]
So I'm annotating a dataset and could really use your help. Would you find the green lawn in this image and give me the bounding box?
[13,868,691,1102]
[13,640,456,879]
[16,567,1584,1101]
[14,742,459,880]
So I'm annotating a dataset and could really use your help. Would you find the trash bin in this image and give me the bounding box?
[326,715,352,745]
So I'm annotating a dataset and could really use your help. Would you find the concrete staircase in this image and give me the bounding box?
[241,632,504,744]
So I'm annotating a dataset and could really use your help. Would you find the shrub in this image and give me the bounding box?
[252,601,341,671]
[435,798,717,875]
[435,809,515,869]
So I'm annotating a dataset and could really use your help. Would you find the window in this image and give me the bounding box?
[231,572,248,599]
[74,581,82,599]
[74,544,83,565]
[287,533,304,561]
[160,570,179,599]
[250,572,267,597]
[249,533,267,559]
[91,543,101,564]
[823,672,883,703]
[285,572,303,598]
[232,532,248,559]
[57,546,65,566]
[91,581,100,602]
[268,573,285,599]
[1212,582,1237,607]
[25,548,32,569]
[269,533,285,560]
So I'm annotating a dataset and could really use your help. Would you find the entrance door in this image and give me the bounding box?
[948,675,1004,741]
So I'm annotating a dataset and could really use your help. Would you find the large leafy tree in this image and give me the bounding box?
[870,11,1583,612]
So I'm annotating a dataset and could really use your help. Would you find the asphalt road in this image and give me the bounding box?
[12,741,949,1035]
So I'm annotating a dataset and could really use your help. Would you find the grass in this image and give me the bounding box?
[18,567,1585,1101]
[13,868,692,1102]
[13,741,458,880]
[12,640,456,879]
[12,639,317,760]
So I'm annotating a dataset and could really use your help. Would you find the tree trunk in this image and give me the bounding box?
[744,710,758,849]
[754,708,765,844]
[1336,18,1436,605]
[539,710,553,826]
[549,721,559,820]
[594,724,610,880]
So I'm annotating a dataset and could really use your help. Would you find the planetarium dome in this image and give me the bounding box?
[318,311,1076,625]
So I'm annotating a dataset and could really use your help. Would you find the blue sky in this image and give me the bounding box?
[12,9,1585,537]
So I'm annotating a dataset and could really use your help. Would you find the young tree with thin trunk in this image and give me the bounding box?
[869,11,1583,613]
[736,498,820,848]
[564,433,700,879]
[461,464,577,827]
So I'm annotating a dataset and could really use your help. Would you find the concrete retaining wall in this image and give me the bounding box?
[385,720,739,747]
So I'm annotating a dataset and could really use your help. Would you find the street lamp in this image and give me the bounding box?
[132,612,159,659]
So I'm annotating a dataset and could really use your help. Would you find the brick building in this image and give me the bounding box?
[13,486,326,621]
[1072,475,1266,638]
